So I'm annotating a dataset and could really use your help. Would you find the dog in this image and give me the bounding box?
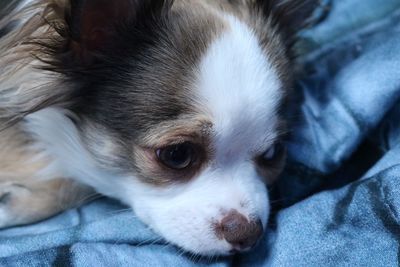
[0,0,317,256]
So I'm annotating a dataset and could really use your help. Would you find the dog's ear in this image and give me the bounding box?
[67,0,173,60]
[259,0,319,41]
[272,0,319,33]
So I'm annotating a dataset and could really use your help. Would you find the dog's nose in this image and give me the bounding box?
[218,209,263,251]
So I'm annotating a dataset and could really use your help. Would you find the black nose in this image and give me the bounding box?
[218,209,263,251]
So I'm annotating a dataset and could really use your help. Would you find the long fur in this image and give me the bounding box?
[0,0,70,129]
[0,0,319,255]
[0,0,318,129]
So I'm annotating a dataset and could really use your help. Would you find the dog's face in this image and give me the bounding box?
[28,0,316,256]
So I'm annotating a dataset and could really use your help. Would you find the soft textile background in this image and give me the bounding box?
[1,0,400,266]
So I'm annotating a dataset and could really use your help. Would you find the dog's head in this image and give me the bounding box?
[28,0,317,256]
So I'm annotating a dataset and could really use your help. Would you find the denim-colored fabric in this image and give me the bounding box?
[1,0,400,266]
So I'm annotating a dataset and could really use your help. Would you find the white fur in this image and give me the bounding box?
[132,17,284,254]
[126,17,282,255]
[198,15,282,157]
[24,109,132,201]
[23,16,282,256]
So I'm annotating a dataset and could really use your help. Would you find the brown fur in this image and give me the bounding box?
[0,178,94,227]
[0,1,71,127]
[0,123,93,228]
[133,115,214,185]
[0,0,317,228]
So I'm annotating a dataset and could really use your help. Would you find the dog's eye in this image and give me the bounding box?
[262,143,283,162]
[256,142,286,184]
[156,142,196,170]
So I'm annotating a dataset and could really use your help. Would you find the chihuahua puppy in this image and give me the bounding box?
[0,0,317,256]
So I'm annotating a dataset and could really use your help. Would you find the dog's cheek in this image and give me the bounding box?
[124,181,228,254]
[132,203,153,227]
[234,171,271,227]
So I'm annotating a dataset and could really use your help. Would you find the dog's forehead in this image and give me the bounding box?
[134,14,283,148]
[139,15,283,155]
[82,4,225,138]
[194,15,283,155]
[84,4,284,146]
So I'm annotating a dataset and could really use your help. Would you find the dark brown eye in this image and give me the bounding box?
[262,142,284,162]
[156,142,197,170]
[255,142,286,185]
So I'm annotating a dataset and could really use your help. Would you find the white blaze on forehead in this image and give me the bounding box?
[197,16,283,161]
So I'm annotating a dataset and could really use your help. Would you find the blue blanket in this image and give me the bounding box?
[1,0,400,266]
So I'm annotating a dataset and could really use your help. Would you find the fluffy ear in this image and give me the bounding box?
[260,0,320,41]
[273,0,319,32]
[66,0,172,61]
